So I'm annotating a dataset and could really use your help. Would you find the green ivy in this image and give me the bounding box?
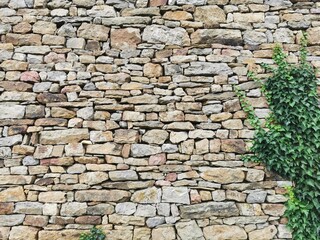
[236,34,320,240]
[79,227,106,240]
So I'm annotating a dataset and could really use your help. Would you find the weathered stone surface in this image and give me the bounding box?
[176,220,204,240]
[0,105,25,119]
[142,25,190,46]
[38,192,66,203]
[86,143,122,155]
[111,28,141,50]
[142,130,168,144]
[40,129,89,144]
[0,187,25,202]
[79,172,109,185]
[109,170,138,181]
[61,202,87,216]
[116,202,137,215]
[77,23,110,41]
[191,29,243,46]
[162,187,190,204]
[152,226,176,240]
[131,187,161,203]
[194,6,226,28]
[0,215,25,227]
[38,230,82,240]
[203,225,247,240]
[131,144,162,157]
[180,202,239,218]
[200,167,245,184]
[14,202,43,214]
[9,226,38,240]
[221,139,246,153]
[185,62,233,76]
[76,190,131,202]
[248,226,277,240]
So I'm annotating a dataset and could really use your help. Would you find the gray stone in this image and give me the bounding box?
[162,187,190,204]
[109,170,138,181]
[135,204,156,217]
[180,202,239,219]
[185,62,233,76]
[265,0,292,7]
[142,130,169,145]
[176,220,205,240]
[246,190,267,203]
[0,105,25,119]
[15,46,51,55]
[60,202,87,216]
[273,28,294,43]
[142,25,190,46]
[177,0,206,5]
[244,31,267,46]
[131,144,162,157]
[116,202,137,215]
[40,129,89,144]
[146,216,165,228]
[0,135,22,147]
[0,215,25,227]
[14,202,43,215]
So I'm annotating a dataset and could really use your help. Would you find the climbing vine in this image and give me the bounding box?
[236,34,320,240]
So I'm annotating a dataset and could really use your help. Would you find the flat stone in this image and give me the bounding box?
[109,170,138,181]
[203,225,247,240]
[40,129,89,144]
[15,46,51,54]
[0,60,28,71]
[109,214,145,226]
[86,143,122,155]
[131,187,161,203]
[142,25,190,46]
[200,167,245,184]
[87,5,116,17]
[114,129,139,143]
[102,17,151,26]
[152,226,176,240]
[75,190,131,202]
[60,202,87,216]
[116,202,137,215]
[0,105,25,119]
[38,230,82,240]
[9,226,38,240]
[162,187,190,204]
[149,153,166,165]
[180,202,239,219]
[79,172,109,185]
[135,204,156,217]
[185,62,232,76]
[176,220,204,240]
[248,226,277,240]
[131,144,162,157]
[38,192,66,203]
[221,139,246,153]
[0,215,25,227]
[14,202,43,215]
[191,29,242,46]
[0,135,22,147]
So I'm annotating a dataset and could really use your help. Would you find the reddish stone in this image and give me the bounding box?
[149,153,166,165]
[44,52,65,63]
[150,0,167,6]
[24,215,49,227]
[165,172,177,182]
[75,216,101,225]
[0,203,14,214]
[20,71,40,82]
[40,157,74,166]
[37,93,67,104]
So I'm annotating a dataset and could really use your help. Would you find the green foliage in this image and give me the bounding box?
[79,227,106,240]
[236,34,320,240]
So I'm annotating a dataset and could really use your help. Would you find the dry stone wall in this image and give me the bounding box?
[0,0,319,239]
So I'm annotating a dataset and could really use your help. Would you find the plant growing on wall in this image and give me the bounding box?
[236,34,320,240]
[79,227,106,240]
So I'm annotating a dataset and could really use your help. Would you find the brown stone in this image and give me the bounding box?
[248,226,277,240]
[200,167,245,184]
[0,60,28,71]
[5,33,42,46]
[38,191,66,203]
[77,23,110,41]
[13,22,32,33]
[75,216,101,224]
[24,215,48,227]
[38,230,82,240]
[0,203,14,214]
[163,11,193,20]
[40,129,89,144]
[111,28,141,50]
[9,226,38,240]
[144,63,163,77]
[37,93,67,104]
[221,139,246,153]
[262,204,286,216]
[149,0,167,6]
[203,225,247,240]
[0,82,32,92]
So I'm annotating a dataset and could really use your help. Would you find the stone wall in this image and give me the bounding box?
[1,0,319,239]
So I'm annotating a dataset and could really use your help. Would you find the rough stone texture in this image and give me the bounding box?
[0,0,299,238]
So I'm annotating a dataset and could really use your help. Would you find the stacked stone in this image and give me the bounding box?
[0,0,319,239]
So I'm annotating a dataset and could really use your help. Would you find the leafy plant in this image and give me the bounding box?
[236,33,320,240]
[79,227,106,240]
